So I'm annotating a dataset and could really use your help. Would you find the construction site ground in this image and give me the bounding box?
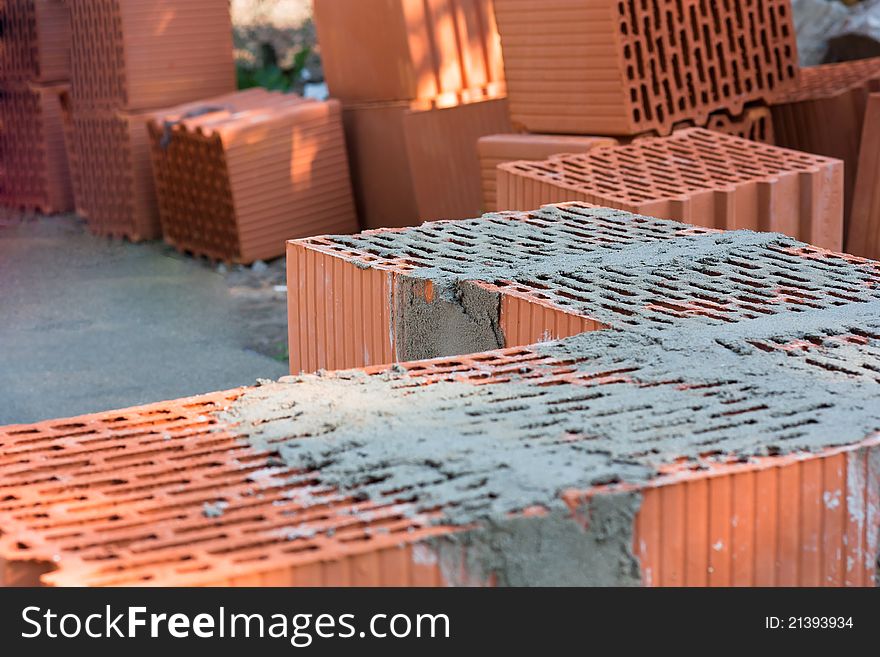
[0,212,288,425]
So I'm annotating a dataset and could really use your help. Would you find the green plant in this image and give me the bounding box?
[236,43,313,93]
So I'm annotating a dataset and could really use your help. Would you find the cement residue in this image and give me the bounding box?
[219,302,880,528]
[431,493,643,587]
[394,278,503,362]
[333,205,880,340]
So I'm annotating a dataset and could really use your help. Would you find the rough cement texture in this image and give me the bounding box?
[431,494,643,587]
[219,300,880,530]
[330,205,880,344]
[395,278,503,362]
[0,214,287,424]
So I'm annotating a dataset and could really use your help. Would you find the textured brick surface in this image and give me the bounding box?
[0,0,71,82]
[771,57,880,228]
[848,93,880,260]
[496,129,842,250]
[478,133,617,212]
[147,89,358,263]
[0,81,72,213]
[343,96,511,228]
[3,206,880,586]
[493,0,800,136]
[314,0,504,104]
[68,0,235,112]
[72,108,158,240]
[705,106,775,144]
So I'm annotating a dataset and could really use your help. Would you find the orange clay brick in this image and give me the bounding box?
[2,312,880,585]
[72,107,158,240]
[343,96,512,228]
[478,133,618,212]
[771,57,880,228]
[0,0,70,83]
[495,129,842,250]
[847,93,880,260]
[313,0,505,105]
[705,106,775,144]
[0,81,73,214]
[286,203,879,374]
[492,0,799,136]
[147,89,358,263]
[68,0,235,112]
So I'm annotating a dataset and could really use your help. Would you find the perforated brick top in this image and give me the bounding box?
[495,128,834,206]
[772,57,880,104]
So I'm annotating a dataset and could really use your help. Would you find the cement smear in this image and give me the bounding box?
[394,278,503,361]
[431,493,643,587]
[219,302,880,529]
[333,205,880,344]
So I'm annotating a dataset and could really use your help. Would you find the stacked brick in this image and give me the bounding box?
[314,0,512,227]
[3,206,880,587]
[0,0,73,213]
[492,0,799,136]
[848,93,880,260]
[770,57,880,234]
[495,129,842,251]
[66,0,235,240]
[147,89,358,263]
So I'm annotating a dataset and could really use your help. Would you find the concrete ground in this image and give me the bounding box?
[0,213,289,426]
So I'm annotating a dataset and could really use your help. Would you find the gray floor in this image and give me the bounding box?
[0,213,288,425]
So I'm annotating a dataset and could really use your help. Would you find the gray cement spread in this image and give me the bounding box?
[335,205,880,349]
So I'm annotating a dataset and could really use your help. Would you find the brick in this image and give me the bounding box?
[147,89,359,263]
[847,93,880,260]
[287,203,874,373]
[68,0,235,112]
[478,133,617,212]
[495,128,842,250]
[0,81,72,213]
[0,0,71,82]
[4,207,880,586]
[72,107,158,240]
[493,0,799,136]
[404,97,513,221]
[770,57,880,228]
[313,0,505,104]
[343,96,512,229]
[705,106,775,144]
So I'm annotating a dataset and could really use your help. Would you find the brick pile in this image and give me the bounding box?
[0,0,72,213]
[494,129,842,250]
[66,0,235,240]
[2,204,879,587]
[770,57,880,234]
[473,1,794,216]
[314,0,512,227]
[147,89,359,263]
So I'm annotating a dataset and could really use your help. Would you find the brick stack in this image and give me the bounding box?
[147,89,359,263]
[477,0,798,215]
[0,0,73,213]
[495,128,843,251]
[66,0,235,240]
[770,57,880,234]
[314,0,513,227]
[493,0,799,136]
